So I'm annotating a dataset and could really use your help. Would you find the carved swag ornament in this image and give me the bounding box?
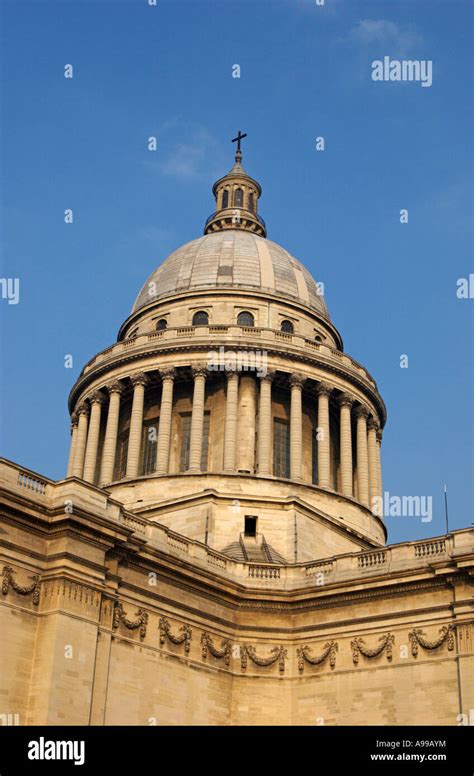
[112,601,148,640]
[408,625,455,657]
[241,644,287,674]
[159,616,192,654]
[297,641,338,672]
[201,632,232,666]
[351,633,394,665]
[2,565,40,605]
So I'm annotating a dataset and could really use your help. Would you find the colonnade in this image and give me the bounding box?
[67,367,383,508]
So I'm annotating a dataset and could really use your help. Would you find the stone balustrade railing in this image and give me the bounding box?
[2,459,469,593]
[77,326,377,390]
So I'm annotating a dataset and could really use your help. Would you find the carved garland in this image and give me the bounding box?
[2,565,40,605]
[408,625,455,657]
[159,616,192,654]
[351,633,394,665]
[297,641,338,672]
[201,632,232,666]
[112,602,148,640]
[241,644,287,674]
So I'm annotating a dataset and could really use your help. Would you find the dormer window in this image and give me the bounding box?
[234,188,243,208]
[156,319,168,331]
[192,310,209,326]
[128,327,138,339]
[280,320,294,334]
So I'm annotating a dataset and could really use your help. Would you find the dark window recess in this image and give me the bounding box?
[180,411,210,472]
[237,311,254,327]
[156,319,168,331]
[244,515,258,537]
[129,328,138,339]
[141,419,159,475]
[312,429,319,485]
[234,188,244,207]
[315,334,323,342]
[114,432,129,480]
[280,319,294,334]
[273,418,290,478]
[222,190,229,208]
[248,192,254,213]
[192,310,209,326]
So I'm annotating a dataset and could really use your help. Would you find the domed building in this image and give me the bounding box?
[0,140,472,726]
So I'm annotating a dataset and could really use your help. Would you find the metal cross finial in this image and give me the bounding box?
[232,130,247,153]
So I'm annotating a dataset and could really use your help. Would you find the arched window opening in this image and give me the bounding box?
[234,188,244,208]
[273,419,290,478]
[248,192,255,213]
[237,311,254,327]
[128,328,138,339]
[156,319,168,331]
[314,334,323,343]
[192,310,209,326]
[222,190,229,209]
[280,320,294,334]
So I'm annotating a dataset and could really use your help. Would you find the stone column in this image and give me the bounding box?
[355,405,370,506]
[316,382,332,488]
[376,429,383,499]
[126,373,148,478]
[368,418,379,508]
[72,404,89,478]
[66,413,79,477]
[290,374,304,481]
[257,372,274,476]
[339,393,354,497]
[156,368,176,474]
[223,371,239,473]
[99,381,124,485]
[237,375,257,473]
[188,367,207,473]
[83,391,105,483]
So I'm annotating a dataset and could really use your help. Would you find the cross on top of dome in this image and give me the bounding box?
[205,132,266,238]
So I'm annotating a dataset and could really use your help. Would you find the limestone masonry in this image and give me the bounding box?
[1,145,472,725]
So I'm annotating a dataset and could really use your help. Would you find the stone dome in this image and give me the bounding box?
[132,230,329,318]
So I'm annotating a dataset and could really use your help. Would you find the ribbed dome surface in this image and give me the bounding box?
[133,230,329,317]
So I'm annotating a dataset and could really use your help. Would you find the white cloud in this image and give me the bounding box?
[350,19,424,55]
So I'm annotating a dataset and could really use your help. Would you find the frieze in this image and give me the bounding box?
[159,616,192,653]
[351,633,394,664]
[201,632,232,665]
[1,564,40,604]
[241,644,287,673]
[408,625,455,657]
[112,601,148,640]
[297,640,338,672]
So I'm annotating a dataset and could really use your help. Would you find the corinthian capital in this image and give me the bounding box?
[355,404,369,420]
[160,367,176,381]
[88,390,106,406]
[107,381,125,397]
[368,417,380,432]
[76,402,90,417]
[316,381,332,398]
[289,373,306,389]
[191,365,208,379]
[338,393,354,409]
[130,372,148,388]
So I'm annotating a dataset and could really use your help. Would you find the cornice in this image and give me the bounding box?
[68,341,386,423]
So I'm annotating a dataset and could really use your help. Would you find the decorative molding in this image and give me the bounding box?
[355,405,370,420]
[191,366,208,379]
[241,644,287,673]
[408,625,455,657]
[201,632,232,665]
[297,640,338,672]
[351,633,394,665]
[367,417,379,432]
[112,601,148,640]
[259,371,275,384]
[1,564,40,604]
[159,616,192,653]
[70,412,79,429]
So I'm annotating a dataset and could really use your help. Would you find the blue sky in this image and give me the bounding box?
[0,0,472,544]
